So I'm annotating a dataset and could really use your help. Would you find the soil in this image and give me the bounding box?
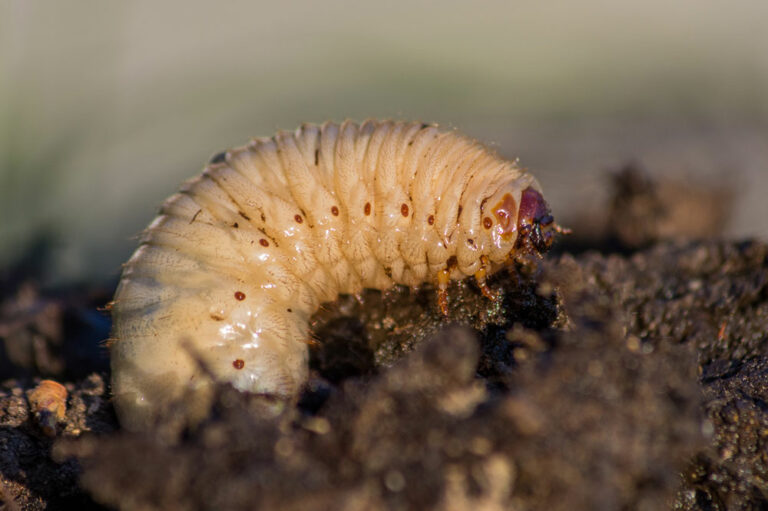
[2,166,767,510]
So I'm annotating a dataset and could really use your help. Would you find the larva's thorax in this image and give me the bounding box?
[110,119,562,431]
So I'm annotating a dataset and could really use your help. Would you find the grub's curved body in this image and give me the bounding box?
[111,120,554,430]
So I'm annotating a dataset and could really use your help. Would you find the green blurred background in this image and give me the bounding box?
[2,0,767,285]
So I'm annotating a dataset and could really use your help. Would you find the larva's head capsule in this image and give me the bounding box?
[514,187,559,255]
[484,179,569,270]
[484,182,561,260]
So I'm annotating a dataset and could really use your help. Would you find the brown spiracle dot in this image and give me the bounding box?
[467,238,474,246]
[331,206,339,216]
[401,203,409,217]
[427,215,435,225]
[232,359,245,370]
[364,202,371,216]
[259,238,269,247]
[234,291,246,301]
[294,214,303,224]
[483,217,493,229]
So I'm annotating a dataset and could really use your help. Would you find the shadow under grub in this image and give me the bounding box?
[306,266,560,404]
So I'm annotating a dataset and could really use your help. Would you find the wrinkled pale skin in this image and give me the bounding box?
[111,120,545,431]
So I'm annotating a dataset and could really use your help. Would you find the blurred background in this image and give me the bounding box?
[2,0,767,286]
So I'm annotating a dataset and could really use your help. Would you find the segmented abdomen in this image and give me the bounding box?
[111,120,528,430]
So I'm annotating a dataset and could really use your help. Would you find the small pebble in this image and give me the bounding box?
[27,379,67,437]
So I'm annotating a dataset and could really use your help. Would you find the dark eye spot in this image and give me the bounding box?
[259,239,269,247]
[234,291,246,301]
[364,202,372,216]
[294,214,303,223]
[427,215,435,225]
[467,238,474,245]
[331,206,339,216]
[233,359,245,370]
[483,217,493,229]
[232,222,239,229]
[401,203,409,217]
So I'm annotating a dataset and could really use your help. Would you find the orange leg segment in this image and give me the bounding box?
[302,337,321,348]
[437,268,450,316]
[474,255,500,302]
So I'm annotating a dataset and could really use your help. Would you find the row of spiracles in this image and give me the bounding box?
[109,119,568,430]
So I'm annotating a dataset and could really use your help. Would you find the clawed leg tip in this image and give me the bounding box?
[483,289,501,302]
[438,292,449,317]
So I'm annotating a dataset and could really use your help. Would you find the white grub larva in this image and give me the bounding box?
[110,120,567,431]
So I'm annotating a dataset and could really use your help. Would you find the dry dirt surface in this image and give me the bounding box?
[2,167,768,511]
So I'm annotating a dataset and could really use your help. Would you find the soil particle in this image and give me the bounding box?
[562,163,733,253]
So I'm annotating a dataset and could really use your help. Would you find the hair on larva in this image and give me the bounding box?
[110,119,564,430]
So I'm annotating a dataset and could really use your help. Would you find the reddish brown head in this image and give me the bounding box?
[483,181,569,265]
[514,187,558,255]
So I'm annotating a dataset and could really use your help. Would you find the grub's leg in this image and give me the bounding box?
[474,255,500,302]
[302,337,321,348]
[437,268,450,316]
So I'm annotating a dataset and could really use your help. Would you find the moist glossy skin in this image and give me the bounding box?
[110,120,552,431]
